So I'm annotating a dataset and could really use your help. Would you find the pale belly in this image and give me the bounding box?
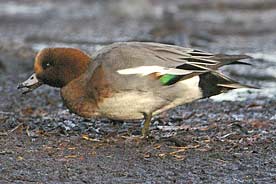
[97,91,167,120]
[97,76,203,120]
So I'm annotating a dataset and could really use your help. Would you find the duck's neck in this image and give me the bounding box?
[60,74,99,118]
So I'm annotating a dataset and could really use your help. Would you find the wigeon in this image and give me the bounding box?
[18,42,253,137]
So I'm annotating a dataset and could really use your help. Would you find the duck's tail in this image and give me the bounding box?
[198,71,257,98]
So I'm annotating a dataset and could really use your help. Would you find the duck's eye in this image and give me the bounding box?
[42,62,52,69]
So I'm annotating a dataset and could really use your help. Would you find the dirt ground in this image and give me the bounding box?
[0,0,275,183]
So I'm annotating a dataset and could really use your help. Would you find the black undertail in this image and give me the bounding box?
[198,72,253,98]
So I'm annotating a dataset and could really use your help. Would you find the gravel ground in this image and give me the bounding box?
[0,0,275,183]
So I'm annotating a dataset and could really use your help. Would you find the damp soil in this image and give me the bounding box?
[0,0,276,183]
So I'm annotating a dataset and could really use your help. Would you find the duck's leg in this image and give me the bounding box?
[142,112,152,137]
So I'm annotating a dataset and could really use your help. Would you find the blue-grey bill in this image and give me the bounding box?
[17,73,43,94]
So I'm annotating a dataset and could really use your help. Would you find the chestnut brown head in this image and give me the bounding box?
[18,48,90,94]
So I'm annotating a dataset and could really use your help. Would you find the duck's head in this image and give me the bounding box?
[18,48,90,94]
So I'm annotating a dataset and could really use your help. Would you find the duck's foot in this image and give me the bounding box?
[141,112,152,138]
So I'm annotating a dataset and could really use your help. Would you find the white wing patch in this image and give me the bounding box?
[117,66,193,76]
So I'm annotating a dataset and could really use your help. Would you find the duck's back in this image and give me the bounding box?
[80,42,251,120]
[86,43,181,119]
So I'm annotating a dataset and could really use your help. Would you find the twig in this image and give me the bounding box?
[0,132,8,136]
[8,123,24,133]
[0,111,14,115]
[26,125,30,137]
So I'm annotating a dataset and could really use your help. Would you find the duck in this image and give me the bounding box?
[18,42,253,137]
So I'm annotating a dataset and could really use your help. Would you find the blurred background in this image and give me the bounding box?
[0,1,275,183]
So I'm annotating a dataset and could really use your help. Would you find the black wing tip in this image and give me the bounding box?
[214,54,252,60]
[234,54,252,60]
[231,61,252,66]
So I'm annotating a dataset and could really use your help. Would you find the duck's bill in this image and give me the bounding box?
[17,73,43,94]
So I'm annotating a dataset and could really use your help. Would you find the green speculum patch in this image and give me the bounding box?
[159,74,178,85]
